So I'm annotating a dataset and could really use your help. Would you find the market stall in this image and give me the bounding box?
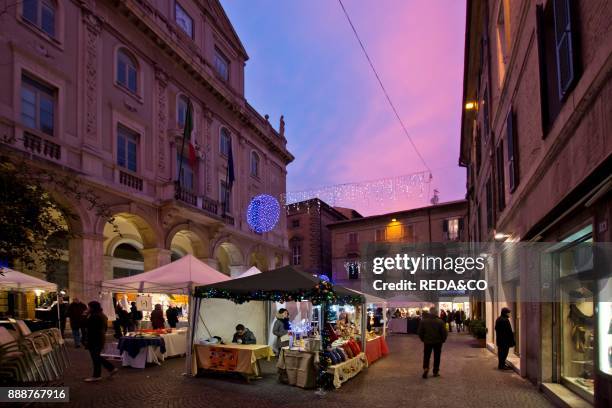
[0,267,59,326]
[386,296,434,335]
[362,293,389,365]
[190,266,366,389]
[101,255,230,368]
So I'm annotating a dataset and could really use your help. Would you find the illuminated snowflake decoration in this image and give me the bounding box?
[247,194,281,233]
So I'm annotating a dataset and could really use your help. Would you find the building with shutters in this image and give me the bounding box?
[0,0,293,308]
[329,200,467,287]
[459,1,612,405]
[286,199,361,277]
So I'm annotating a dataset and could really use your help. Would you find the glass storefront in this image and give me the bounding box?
[554,226,595,401]
[598,276,612,377]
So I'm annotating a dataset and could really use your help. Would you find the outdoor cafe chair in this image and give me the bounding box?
[8,319,65,378]
[0,327,38,383]
[44,328,69,370]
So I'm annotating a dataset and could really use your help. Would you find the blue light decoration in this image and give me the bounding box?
[318,274,331,283]
[247,194,281,233]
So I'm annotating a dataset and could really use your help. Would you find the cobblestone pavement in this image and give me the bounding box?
[41,332,553,408]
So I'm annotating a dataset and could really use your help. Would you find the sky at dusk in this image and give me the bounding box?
[221,0,467,215]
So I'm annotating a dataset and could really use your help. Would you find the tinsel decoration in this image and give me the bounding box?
[194,280,363,306]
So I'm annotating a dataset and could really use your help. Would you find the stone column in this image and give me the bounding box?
[142,248,172,271]
[69,233,105,303]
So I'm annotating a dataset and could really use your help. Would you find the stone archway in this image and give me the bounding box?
[166,223,210,261]
[101,210,163,283]
[248,251,269,272]
[214,241,244,276]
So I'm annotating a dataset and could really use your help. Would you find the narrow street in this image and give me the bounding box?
[48,332,553,408]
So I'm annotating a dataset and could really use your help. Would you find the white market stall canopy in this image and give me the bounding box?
[0,267,57,292]
[101,254,230,294]
[234,266,262,278]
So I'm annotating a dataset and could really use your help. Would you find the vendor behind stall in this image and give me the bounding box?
[232,324,256,344]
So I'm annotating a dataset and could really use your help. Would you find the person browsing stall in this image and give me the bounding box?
[272,308,290,354]
[232,324,257,345]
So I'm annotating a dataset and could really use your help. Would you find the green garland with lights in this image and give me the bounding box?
[194,280,363,306]
[318,302,335,389]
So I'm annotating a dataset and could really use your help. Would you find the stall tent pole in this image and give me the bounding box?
[383,304,387,338]
[360,304,366,353]
[184,287,196,376]
[56,293,61,331]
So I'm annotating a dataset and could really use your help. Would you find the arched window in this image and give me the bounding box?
[23,0,56,38]
[116,49,138,93]
[220,127,231,156]
[177,95,190,129]
[250,151,260,177]
[113,243,143,262]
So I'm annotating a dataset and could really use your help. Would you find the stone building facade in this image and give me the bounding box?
[0,0,293,302]
[329,200,467,287]
[459,0,611,405]
[286,199,359,277]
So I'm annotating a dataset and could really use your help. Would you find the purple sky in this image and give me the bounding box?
[221,0,467,215]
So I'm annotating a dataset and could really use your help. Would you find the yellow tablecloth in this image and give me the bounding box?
[192,344,274,376]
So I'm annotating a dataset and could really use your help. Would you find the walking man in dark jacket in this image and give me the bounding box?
[495,307,515,370]
[417,308,448,378]
[67,298,87,348]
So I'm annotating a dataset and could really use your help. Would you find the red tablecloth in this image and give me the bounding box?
[365,336,389,364]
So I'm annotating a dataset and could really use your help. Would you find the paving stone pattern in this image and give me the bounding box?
[39,332,554,408]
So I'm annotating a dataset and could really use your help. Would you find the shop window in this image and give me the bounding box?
[175,2,193,38]
[554,226,595,401]
[348,232,358,244]
[21,74,55,136]
[375,229,385,242]
[23,0,56,38]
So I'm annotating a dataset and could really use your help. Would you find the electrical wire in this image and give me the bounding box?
[337,0,431,174]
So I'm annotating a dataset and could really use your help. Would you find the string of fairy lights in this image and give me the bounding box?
[281,170,432,214]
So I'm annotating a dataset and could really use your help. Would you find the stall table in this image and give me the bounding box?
[327,352,368,389]
[118,336,166,369]
[365,336,389,364]
[276,347,318,388]
[160,330,187,357]
[192,343,274,378]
